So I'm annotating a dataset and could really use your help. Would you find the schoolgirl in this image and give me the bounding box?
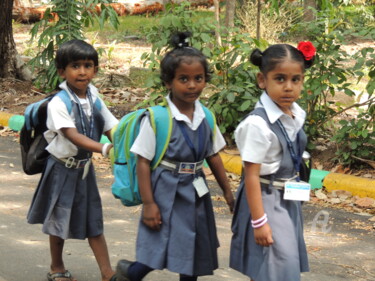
[115,32,234,281]
[230,42,316,281]
[27,39,119,281]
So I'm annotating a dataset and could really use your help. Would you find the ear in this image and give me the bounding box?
[256,72,266,89]
[94,66,99,75]
[165,82,172,90]
[57,68,65,79]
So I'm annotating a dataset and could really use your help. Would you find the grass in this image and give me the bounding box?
[85,11,215,44]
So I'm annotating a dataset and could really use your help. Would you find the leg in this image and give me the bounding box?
[88,234,115,281]
[49,235,66,273]
[179,274,198,281]
[49,235,76,281]
[116,260,154,281]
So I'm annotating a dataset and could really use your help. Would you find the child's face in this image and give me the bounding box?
[57,59,98,97]
[166,60,206,106]
[257,59,304,115]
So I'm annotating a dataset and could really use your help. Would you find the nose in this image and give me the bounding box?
[187,80,196,89]
[284,80,293,91]
[78,66,86,75]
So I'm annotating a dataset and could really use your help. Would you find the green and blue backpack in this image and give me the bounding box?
[110,101,216,207]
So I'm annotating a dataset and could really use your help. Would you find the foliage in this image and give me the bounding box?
[29,0,119,92]
[139,1,266,142]
[332,106,374,165]
[236,0,303,42]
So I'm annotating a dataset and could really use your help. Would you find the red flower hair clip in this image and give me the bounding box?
[297,41,316,61]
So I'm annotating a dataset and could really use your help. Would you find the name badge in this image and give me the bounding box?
[193,177,209,197]
[284,181,311,201]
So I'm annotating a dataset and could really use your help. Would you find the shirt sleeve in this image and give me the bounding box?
[234,115,273,164]
[46,95,75,132]
[210,125,226,155]
[130,116,156,161]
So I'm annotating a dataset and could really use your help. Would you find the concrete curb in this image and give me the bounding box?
[219,152,375,200]
[1,110,374,199]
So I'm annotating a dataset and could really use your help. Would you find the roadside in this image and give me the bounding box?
[1,135,375,281]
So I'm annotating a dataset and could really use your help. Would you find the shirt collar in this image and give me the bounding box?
[257,91,306,124]
[166,94,205,130]
[58,81,99,101]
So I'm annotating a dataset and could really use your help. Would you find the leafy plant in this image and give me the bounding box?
[332,106,374,166]
[139,2,266,142]
[29,0,119,91]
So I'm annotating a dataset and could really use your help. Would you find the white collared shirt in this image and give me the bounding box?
[130,95,226,161]
[44,81,118,158]
[235,92,306,175]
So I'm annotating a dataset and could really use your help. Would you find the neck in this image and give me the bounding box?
[170,96,195,121]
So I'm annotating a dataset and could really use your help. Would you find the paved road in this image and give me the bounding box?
[0,136,374,281]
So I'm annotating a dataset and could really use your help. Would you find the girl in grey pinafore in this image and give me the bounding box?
[27,92,105,239]
[115,32,234,281]
[230,107,309,281]
[136,117,219,276]
[230,42,316,281]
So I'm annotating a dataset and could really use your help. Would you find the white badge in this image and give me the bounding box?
[193,177,209,197]
[82,159,92,180]
[283,181,311,201]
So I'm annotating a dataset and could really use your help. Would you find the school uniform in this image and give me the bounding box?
[130,95,226,276]
[230,92,309,281]
[27,81,118,240]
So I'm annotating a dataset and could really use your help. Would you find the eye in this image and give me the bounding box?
[275,76,285,82]
[195,75,204,82]
[71,63,80,69]
[292,76,302,82]
[85,63,94,68]
[178,76,188,83]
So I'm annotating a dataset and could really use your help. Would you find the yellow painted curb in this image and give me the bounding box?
[323,173,375,199]
[0,112,14,127]
[219,152,242,175]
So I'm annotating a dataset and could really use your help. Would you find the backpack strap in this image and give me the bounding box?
[56,90,103,114]
[148,105,172,170]
[201,102,216,139]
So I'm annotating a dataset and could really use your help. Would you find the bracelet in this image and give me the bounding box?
[252,217,268,229]
[102,143,110,157]
[251,213,268,229]
[251,213,267,225]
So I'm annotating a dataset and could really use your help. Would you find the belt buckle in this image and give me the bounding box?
[178,162,196,174]
[65,157,75,168]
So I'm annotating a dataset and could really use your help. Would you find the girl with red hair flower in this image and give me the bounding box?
[230,42,315,281]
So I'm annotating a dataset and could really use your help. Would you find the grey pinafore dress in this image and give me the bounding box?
[136,117,219,277]
[27,98,105,240]
[230,108,309,281]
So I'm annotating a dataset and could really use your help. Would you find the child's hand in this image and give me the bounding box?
[254,223,274,247]
[142,202,162,231]
[223,189,235,213]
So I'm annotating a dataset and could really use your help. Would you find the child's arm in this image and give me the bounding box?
[61,127,112,156]
[244,161,274,247]
[137,155,162,231]
[206,153,235,213]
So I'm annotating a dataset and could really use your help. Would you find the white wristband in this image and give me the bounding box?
[102,143,110,157]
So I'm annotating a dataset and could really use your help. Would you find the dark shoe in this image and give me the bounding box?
[115,259,133,281]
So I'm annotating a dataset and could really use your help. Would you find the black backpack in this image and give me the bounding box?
[20,91,72,175]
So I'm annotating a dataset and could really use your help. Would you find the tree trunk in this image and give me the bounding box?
[304,0,317,22]
[213,0,222,46]
[225,0,236,29]
[256,0,261,40]
[0,0,31,80]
